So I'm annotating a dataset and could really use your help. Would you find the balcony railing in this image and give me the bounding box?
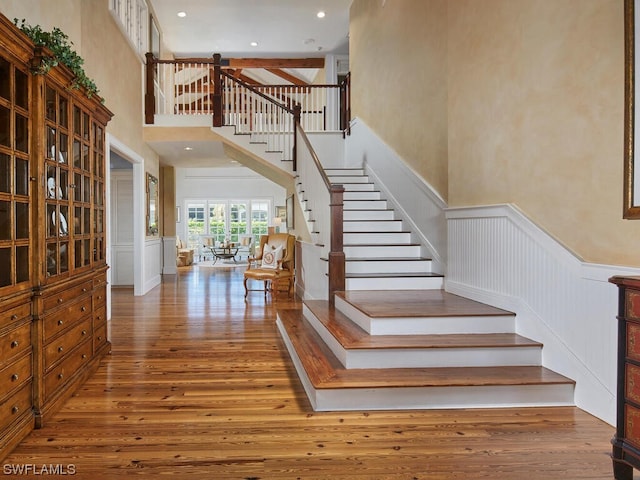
[144,52,349,300]
[144,53,350,132]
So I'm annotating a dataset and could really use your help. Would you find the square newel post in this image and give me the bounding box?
[328,184,345,306]
[145,52,156,124]
[213,53,222,127]
[293,104,301,172]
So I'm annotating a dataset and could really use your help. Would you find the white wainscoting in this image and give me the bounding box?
[446,204,640,425]
[143,237,162,294]
[299,242,329,301]
[111,246,134,285]
[345,118,447,273]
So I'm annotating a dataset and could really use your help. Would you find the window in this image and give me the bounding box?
[185,199,271,251]
[109,0,149,59]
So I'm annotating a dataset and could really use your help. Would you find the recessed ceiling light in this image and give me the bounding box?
[184,146,193,151]
[250,41,258,47]
[317,11,326,18]
[177,11,187,17]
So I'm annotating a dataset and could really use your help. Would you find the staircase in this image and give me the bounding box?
[278,168,575,411]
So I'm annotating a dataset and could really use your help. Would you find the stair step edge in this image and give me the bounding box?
[277,310,574,390]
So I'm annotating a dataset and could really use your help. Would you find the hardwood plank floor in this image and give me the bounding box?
[2,266,626,479]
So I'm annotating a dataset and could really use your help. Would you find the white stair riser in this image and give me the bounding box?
[346,260,433,274]
[343,347,541,369]
[344,221,404,232]
[346,276,443,291]
[329,175,370,184]
[340,183,375,192]
[344,245,421,258]
[325,169,365,176]
[344,200,387,210]
[335,296,515,335]
[344,191,381,201]
[344,210,395,221]
[311,384,574,412]
[344,232,412,244]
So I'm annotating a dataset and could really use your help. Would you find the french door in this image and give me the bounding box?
[185,199,270,251]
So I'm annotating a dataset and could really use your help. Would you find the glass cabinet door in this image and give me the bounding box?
[44,85,71,277]
[0,54,30,290]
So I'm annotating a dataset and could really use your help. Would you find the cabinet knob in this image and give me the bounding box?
[58,373,64,380]
[58,320,63,326]
[98,336,103,341]
[10,340,19,348]
[11,406,19,415]
[82,287,87,292]
[82,354,87,359]
[57,298,63,303]
[57,346,64,353]
[82,330,87,335]
[81,306,87,312]
[11,314,18,320]
[11,374,18,382]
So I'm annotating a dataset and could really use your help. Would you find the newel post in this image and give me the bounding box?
[293,104,301,172]
[213,53,222,127]
[144,52,156,124]
[328,184,345,306]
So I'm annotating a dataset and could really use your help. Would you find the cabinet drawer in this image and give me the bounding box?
[93,322,107,353]
[43,317,91,371]
[0,303,31,330]
[42,296,92,342]
[0,382,32,434]
[93,285,106,308]
[93,273,107,289]
[0,321,31,367]
[94,303,106,328]
[629,323,640,362]
[0,352,31,401]
[42,280,93,311]
[43,340,92,401]
[627,363,640,404]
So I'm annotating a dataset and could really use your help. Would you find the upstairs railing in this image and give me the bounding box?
[144,52,348,300]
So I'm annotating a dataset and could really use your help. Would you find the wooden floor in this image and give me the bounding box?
[2,266,625,479]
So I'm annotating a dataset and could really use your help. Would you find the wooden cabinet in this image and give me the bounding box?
[610,276,640,479]
[0,14,112,459]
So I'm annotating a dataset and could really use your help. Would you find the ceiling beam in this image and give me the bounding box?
[265,68,309,86]
[223,58,324,69]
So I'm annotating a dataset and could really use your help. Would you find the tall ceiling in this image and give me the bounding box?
[149,0,351,58]
[144,0,352,170]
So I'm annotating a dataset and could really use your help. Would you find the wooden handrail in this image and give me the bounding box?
[219,70,295,115]
[296,120,345,303]
[295,121,332,191]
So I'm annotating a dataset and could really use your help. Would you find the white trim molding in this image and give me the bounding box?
[345,118,447,273]
[446,203,640,425]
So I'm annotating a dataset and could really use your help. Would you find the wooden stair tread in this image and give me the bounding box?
[304,300,541,350]
[278,310,573,390]
[335,290,514,318]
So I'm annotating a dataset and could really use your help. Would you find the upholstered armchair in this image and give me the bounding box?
[243,233,295,300]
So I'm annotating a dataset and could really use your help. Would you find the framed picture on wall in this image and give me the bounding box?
[286,194,294,230]
[275,205,286,223]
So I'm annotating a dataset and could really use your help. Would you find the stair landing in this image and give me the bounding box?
[334,290,516,335]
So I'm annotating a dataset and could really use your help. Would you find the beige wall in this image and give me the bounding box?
[1,0,159,176]
[350,0,449,199]
[351,0,640,267]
